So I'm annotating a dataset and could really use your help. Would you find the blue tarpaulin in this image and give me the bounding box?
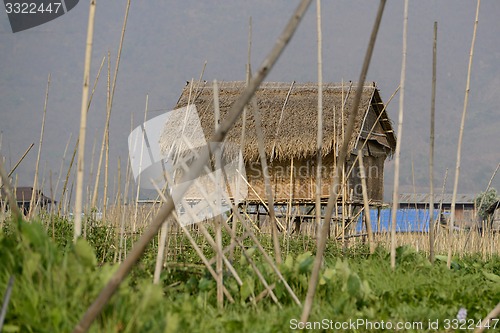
[357,208,439,233]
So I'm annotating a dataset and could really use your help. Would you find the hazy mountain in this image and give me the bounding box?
[1,1,499,205]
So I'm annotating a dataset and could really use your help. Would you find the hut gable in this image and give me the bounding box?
[172,81,396,162]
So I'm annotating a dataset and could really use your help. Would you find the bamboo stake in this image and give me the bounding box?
[475,302,500,333]
[59,56,105,216]
[7,143,34,179]
[315,0,323,233]
[108,0,130,113]
[287,158,294,237]
[73,2,311,330]
[133,95,149,232]
[102,51,111,223]
[429,21,437,263]
[29,74,50,219]
[91,52,111,210]
[448,0,481,269]
[213,79,224,309]
[74,0,97,241]
[301,0,386,322]
[231,17,252,261]
[153,217,169,284]
[250,95,282,264]
[390,0,409,270]
[0,276,14,332]
[358,150,375,253]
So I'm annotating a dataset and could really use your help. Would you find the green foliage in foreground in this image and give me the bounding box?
[0,217,499,332]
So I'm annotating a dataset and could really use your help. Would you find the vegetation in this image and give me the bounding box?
[475,188,498,220]
[1,215,499,332]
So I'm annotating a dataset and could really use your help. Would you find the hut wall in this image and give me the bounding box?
[245,154,337,202]
[492,210,500,230]
[244,151,386,203]
[346,152,385,203]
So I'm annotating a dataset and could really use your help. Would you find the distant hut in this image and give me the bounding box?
[398,193,477,229]
[0,186,54,215]
[165,81,396,214]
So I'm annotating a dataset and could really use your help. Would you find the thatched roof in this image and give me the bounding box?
[165,81,396,162]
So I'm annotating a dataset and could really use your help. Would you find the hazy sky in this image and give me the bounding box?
[1,1,499,205]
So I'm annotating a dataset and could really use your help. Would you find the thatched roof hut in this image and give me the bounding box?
[166,81,396,204]
[1,186,54,215]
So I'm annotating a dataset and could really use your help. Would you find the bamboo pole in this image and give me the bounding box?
[231,16,252,261]
[133,94,149,232]
[475,302,500,333]
[91,52,111,210]
[251,95,282,264]
[213,79,224,309]
[0,276,14,332]
[447,0,481,269]
[358,150,375,253]
[59,56,105,216]
[7,143,34,178]
[74,0,97,241]
[73,2,312,331]
[390,0,409,270]
[429,21,437,263]
[29,74,50,219]
[315,0,323,234]
[102,52,112,223]
[301,0,386,322]
[109,0,130,113]
[153,217,168,284]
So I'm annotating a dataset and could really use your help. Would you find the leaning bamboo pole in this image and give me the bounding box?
[315,0,323,234]
[0,159,22,222]
[447,0,481,269]
[74,0,97,241]
[7,143,34,178]
[73,2,312,331]
[301,0,386,323]
[390,0,409,270]
[429,21,437,263]
[475,302,500,333]
[29,74,50,219]
[91,52,111,210]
